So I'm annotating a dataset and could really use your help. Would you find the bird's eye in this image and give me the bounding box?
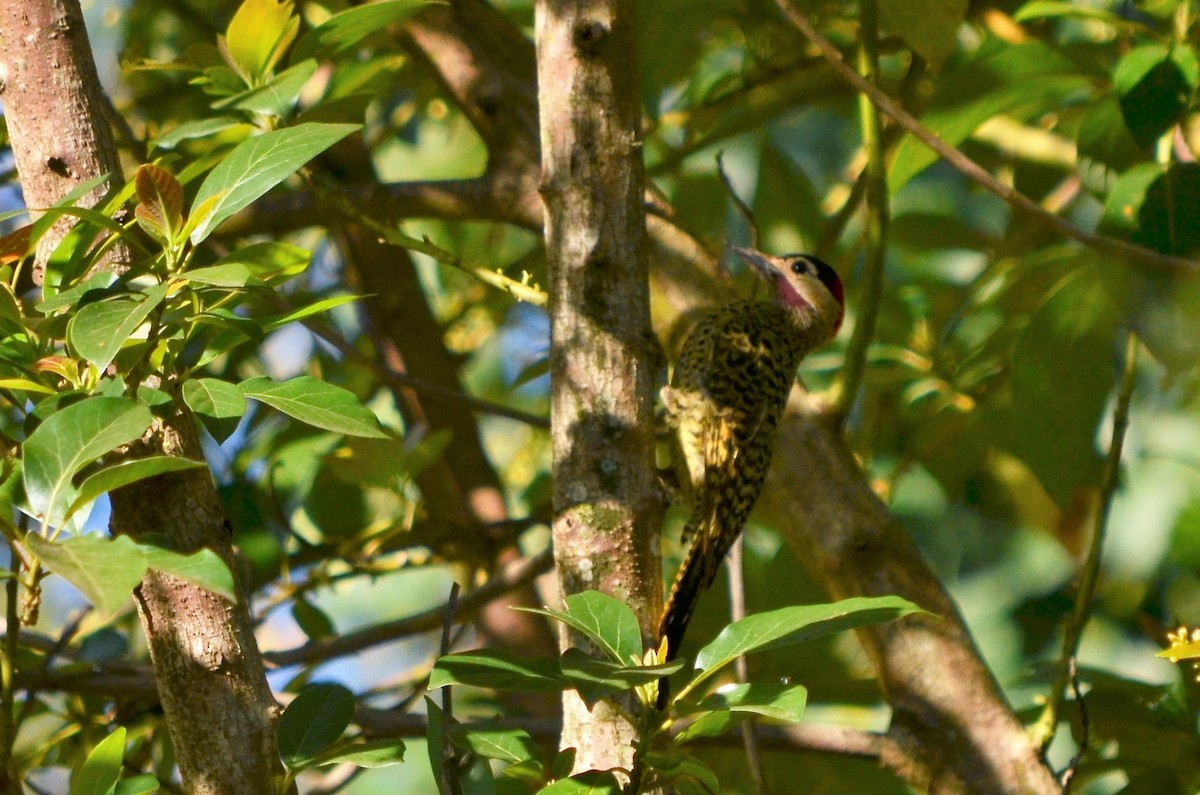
[791,260,808,276]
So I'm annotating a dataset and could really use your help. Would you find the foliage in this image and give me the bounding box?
[0,0,1199,793]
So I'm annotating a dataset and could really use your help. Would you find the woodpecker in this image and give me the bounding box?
[657,246,844,695]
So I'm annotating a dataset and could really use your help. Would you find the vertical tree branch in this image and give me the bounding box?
[535,0,663,772]
[0,0,130,281]
[832,0,889,419]
[1,2,285,791]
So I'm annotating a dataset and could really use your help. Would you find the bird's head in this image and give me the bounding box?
[730,245,844,341]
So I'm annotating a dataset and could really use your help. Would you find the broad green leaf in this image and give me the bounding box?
[183,377,248,420]
[36,271,113,314]
[189,123,360,243]
[672,709,749,743]
[694,596,925,674]
[205,240,311,286]
[429,649,566,692]
[311,738,405,768]
[260,293,361,331]
[676,682,807,723]
[1006,268,1121,504]
[889,41,1091,191]
[153,116,250,150]
[292,596,335,641]
[222,0,299,83]
[879,0,967,71]
[0,378,56,396]
[25,533,237,616]
[535,771,622,794]
[114,774,161,795]
[425,698,451,793]
[1115,44,1197,148]
[74,727,126,795]
[22,396,152,528]
[642,752,720,794]
[292,0,427,63]
[1014,0,1142,27]
[558,648,683,707]
[239,375,387,438]
[68,282,171,370]
[183,377,248,442]
[277,683,356,768]
[448,724,537,764]
[518,591,642,664]
[213,59,318,117]
[64,457,206,523]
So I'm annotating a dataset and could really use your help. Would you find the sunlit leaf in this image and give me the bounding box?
[189,123,360,243]
[68,282,170,370]
[292,0,428,63]
[22,397,152,528]
[25,533,236,616]
[64,457,206,523]
[239,375,387,438]
[518,591,642,664]
[694,596,925,674]
[73,727,125,795]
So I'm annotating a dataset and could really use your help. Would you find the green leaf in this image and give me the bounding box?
[68,283,171,370]
[672,709,750,743]
[429,649,566,692]
[260,293,361,331]
[239,375,387,438]
[558,648,683,707]
[889,41,1091,191]
[449,724,537,764]
[879,0,967,71]
[189,123,360,243]
[277,682,356,769]
[195,241,312,287]
[311,738,405,768]
[114,773,161,795]
[213,59,318,117]
[518,591,643,664]
[221,0,299,83]
[64,457,207,524]
[183,377,248,442]
[153,116,250,150]
[22,396,152,528]
[292,0,428,63]
[292,596,335,641]
[1014,1,1145,27]
[74,727,126,795]
[0,378,56,396]
[694,596,925,674]
[1006,268,1122,504]
[535,771,622,794]
[1115,44,1197,148]
[25,533,237,616]
[677,682,807,723]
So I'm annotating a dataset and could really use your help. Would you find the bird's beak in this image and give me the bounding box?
[729,245,784,281]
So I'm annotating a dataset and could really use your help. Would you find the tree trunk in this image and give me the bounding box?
[535,0,663,772]
[0,2,286,791]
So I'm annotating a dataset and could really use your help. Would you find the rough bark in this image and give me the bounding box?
[108,409,285,794]
[0,0,129,280]
[758,395,1059,794]
[0,2,286,791]
[535,0,663,772]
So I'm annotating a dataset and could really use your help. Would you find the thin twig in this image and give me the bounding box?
[438,583,462,795]
[716,151,760,251]
[831,0,889,420]
[727,539,770,795]
[264,550,553,667]
[773,0,1200,274]
[1059,658,1089,792]
[1033,332,1138,750]
[301,316,550,429]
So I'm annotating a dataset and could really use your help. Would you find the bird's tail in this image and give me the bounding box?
[655,512,720,709]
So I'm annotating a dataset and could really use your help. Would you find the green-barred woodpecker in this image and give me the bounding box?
[656,246,844,703]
